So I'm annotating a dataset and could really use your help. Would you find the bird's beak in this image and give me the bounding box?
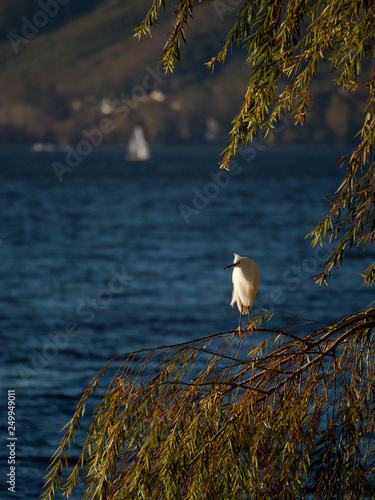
[224,263,239,270]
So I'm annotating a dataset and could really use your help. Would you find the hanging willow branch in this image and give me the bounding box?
[134,0,375,285]
[42,309,375,499]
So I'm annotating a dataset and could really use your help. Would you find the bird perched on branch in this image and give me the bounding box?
[225,253,259,332]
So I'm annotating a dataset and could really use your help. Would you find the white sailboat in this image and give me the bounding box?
[125,126,151,161]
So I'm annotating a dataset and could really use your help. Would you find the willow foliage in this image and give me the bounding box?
[137,0,375,285]
[42,311,375,499]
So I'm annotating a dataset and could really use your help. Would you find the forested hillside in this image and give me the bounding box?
[0,0,368,146]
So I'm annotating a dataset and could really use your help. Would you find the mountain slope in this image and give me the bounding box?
[0,0,367,146]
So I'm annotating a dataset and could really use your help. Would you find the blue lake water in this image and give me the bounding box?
[0,144,373,498]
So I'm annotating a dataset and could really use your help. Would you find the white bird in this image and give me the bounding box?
[224,253,259,331]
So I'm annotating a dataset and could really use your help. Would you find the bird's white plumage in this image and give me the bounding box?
[225,253,259,323]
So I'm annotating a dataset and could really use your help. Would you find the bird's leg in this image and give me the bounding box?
[236,309,246,335]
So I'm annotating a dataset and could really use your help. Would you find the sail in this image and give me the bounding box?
[126,126,151,161]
